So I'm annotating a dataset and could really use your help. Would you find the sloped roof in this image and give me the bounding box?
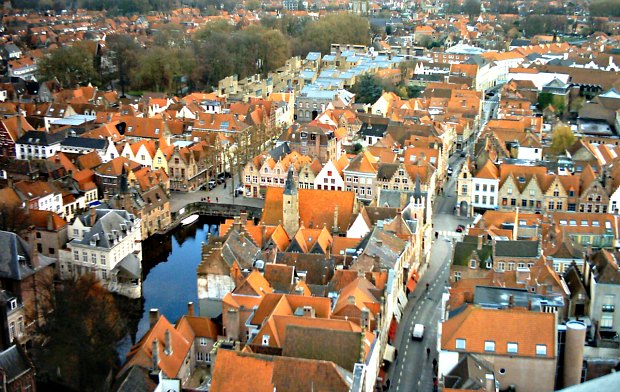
[441,305,556,358]
[210,349,352,392]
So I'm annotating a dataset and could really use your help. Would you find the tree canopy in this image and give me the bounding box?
[35,274,124,391]
[550,124,576,155]
[37,43,98,88]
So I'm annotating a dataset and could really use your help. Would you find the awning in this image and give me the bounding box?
[388,317,398,341]
[383,344,396,363]
[407,271,419,292]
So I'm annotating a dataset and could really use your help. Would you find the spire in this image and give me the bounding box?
[283,165,297,196]
[413,174,422,201]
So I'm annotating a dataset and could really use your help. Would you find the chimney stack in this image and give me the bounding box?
[151,338,160,371]
[361,307,370,331]
[164,329,173,356]
[187,301,195,316]
[149,308,160,328]
[89,206,97,225]
[563,321,587,388]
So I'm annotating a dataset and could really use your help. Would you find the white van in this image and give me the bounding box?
[412,324,424,340]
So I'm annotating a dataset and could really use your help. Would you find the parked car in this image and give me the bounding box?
[447,167,453,176]
[234,186,244,197]
[456,224,466,233]
[208,180,217,190]
[460,151,467,157]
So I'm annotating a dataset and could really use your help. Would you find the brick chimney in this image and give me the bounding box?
[151,339,160,371]
[187,301,195,316]
[164,329,173,356]
[149,308,160,328]
[89,206,97,225]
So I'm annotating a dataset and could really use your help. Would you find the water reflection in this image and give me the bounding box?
[117,216,223,359]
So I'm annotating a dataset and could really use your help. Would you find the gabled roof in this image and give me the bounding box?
[441,305,556,358]
[122,315,191,380]
[210,349,352,392]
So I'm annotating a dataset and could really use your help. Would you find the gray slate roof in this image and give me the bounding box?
[16,130,66,146]
[0,231,54,280]
[0,345,32,383]
[494,240,539,258]
[60,136,107,150]
[72,209,137,249]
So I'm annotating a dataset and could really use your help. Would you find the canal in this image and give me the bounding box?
[117,215,223,359]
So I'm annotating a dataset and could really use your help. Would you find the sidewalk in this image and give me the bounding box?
[169,178,264,213]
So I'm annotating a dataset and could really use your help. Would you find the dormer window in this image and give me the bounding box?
[470,259,476,269]
[455,338,466,350]
[9,298,17,310]
[484,340,495,352]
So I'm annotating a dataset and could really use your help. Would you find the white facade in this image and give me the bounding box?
[16,142,61,160]
[608,186,620,215]
[61,210,142,298]
[314,160,345,191]
[471,177,499,210]
[32,192,63,215]
[517,146,543,160]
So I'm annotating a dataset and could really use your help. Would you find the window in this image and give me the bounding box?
[498,262,505,271]
[569,190,575,197]
[483,184,487,192]
[461,185,468,194]
[535,344,547,356]
[454,271,461,282]
[470,259,477,268]
[507,186,513,195]
[73,229,79,236]
[490,185,495,192]
[200,337,208,346]
[530,189,535,196]
[490,196,495,205]
[474,195,480,203]
[548,201,554,210]
[74,250,79,261]
[601,314,614,328]
[521,199,527,207]
[82,252,88,262]
[603,295,615,312]
[456,338,466,349]
[91,253,97,264]
[100,255,106,265]
[557,201,563,210]
[484,341,495,352]
[475,184,480,191]
[102,270,107,280]
[554,189,559,196]
[507,342,518,354]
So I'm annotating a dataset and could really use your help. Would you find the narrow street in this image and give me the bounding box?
[388,153,473,392]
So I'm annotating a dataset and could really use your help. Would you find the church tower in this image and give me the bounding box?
[409,175,426,222]
[282,166,300,237]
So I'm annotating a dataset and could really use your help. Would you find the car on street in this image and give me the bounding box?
[456,224,466,233]
[447,167,453,176]
[412,324,425,340]
[208,180,217,190]
[460,151,467,157]
[234,186,244,197]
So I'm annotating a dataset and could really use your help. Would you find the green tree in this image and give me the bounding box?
[131,46,183,93]
[35,274,124,391]
[294,13,370,55]
[463,0,481,19]
[550,124,576,155]
[350,74,384,104]
[37,43,98,88]
[106,34,141,96]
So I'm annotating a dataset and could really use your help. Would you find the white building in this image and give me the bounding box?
[313,158,346,191]
[15,130,64,160]
[470,160,500,212]
[61,208,142,298]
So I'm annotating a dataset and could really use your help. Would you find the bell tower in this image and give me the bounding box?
[282,166,300,237]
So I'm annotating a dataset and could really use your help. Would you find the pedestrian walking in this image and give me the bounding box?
[216,197,219,203]
[426,347,430,358]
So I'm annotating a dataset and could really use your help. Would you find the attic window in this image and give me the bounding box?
[469,259,476,269]
[592,221,600,227]
[128,126,133,131]
[560,220,568,225]
[455,338,466,350]
[155,128,160,134]
[569,220,577,226]
[536,344,547,356]
[484,340,495,352]
[580,220,588,226]
[518,177,525,183]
